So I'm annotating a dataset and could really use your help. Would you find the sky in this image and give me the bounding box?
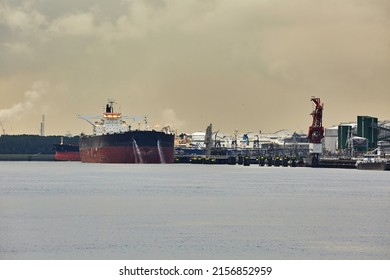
[0,0,389,136]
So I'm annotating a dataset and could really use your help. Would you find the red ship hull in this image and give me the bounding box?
[53,143,81,161]
[54,151,81,161]
[79,130,175,163]
[79,146,174,163]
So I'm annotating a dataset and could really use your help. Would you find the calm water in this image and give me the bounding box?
[0,162,389,260]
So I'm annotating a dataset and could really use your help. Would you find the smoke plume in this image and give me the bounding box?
[0,81,49,121]
[160,108,186,131]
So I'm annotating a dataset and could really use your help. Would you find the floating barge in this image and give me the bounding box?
[317,158,357,169]
[355,155,390,171]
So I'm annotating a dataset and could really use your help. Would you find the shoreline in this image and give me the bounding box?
[0,154,55,161]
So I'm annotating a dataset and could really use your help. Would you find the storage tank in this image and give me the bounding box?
[338,125,353,150]
[357,116,378,149]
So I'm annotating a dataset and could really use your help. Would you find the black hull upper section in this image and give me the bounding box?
[53,144,79,152]
[79,130,175,163]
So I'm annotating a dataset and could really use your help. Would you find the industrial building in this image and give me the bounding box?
[323,116,390,156]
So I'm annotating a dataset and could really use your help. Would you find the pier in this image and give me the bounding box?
[174,154,359,169]
[174,154,305,167]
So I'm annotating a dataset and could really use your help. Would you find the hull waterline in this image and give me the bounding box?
[79,131,174,163]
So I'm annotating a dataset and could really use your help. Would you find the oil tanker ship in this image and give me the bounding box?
[78,100,175,163]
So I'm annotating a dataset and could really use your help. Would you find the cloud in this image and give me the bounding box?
[0,81,49,122]
[159,108,186,131]
[1,0,389,134]
[4,41,33,55]
[0,1,47,30]
[49,12,95,36]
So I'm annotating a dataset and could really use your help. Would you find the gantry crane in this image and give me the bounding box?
[308,97,324,166]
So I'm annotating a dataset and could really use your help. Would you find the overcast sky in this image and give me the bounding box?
[1,0,389,135]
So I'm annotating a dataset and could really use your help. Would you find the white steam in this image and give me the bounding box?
[159,108,186,131]
[0,81,49,121]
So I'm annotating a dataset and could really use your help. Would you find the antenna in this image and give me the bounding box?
[40,115,45,136]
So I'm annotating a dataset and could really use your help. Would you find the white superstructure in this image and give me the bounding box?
[78,100,144,136]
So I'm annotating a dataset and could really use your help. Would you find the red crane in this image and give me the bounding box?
[308,97,324,167]
[308,97,324,144]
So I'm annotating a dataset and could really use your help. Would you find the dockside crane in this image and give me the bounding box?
[308,97,324,166]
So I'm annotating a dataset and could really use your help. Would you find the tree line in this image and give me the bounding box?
[0,135,79,154]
